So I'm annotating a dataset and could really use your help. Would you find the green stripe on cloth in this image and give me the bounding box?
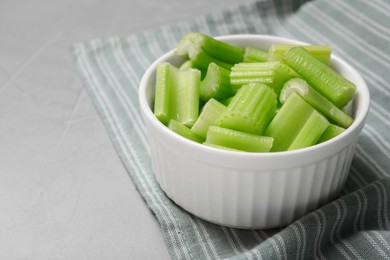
[72,0,390,259]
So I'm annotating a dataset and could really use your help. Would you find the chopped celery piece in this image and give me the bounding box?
[175,32,244,64]
[243,47,268,62]
[280,78,353,128]
[185,46,233,72]
[168,119,204,143]
[219,83,277,135]
[154,63,171,125]
[287,110,330,151]
[200,62,234,102]
[283,47,356,108]
[191,98,226,138]
[230,61,300,94]
[205,126,273,152]
[264,92,329,152]
[179,59,194,70]
[268,44,332,64]
[153,62,200,127]
[318,124,345,143]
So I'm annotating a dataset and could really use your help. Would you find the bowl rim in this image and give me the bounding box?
[139,34,370,162]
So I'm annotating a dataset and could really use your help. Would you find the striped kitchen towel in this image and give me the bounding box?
[72,0,390,259]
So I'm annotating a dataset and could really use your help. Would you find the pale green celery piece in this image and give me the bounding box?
[154,62,171,125]
[179,59,194,70]
[205,126,273,152]
[243,47,268,62]
[318,124,345,143]
[264,92,326,152]
[188,46,233,72]
[219,83,277,135]
[287,109,330,151]
[283,47,356,109]
[268,44,332,64]
[153,62,200,127]
[200,62,233,102]
[280,78,353,128]
[168,119,204,143]
[230,61,300,95]
[191,98,226,139]
[180,59,207,79]
[175,32,244,64]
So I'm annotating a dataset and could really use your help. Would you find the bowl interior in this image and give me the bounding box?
[139,34,370,169]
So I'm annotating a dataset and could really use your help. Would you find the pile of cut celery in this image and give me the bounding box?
[153,32,356,152]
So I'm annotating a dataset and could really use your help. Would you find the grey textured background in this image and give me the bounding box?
[0,0,252,258]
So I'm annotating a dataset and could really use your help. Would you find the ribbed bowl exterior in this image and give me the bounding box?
[139,35,370,229]
[147,124,357,229]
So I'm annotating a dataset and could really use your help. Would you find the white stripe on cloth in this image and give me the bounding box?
[296,221,307,260]
[308,3,390,69]
[332,0,390,43]
[269,237,283,260]
[361,231,389,259]
[195,218,220,260]
[275,234,288,260]
[352,191,363,233]
[230,229,255,260]
[363,0,390,17]
[313,211,325,260]
[221,226,242,255]
[329,201,353,260]
[338,200,365,259]
[363,126,390,160]
[377,181,390,230]
[370,231,390,255]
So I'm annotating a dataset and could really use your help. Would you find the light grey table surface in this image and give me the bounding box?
[0,0,252,259]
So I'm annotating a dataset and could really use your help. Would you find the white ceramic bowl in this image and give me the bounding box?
[139,35,370,229]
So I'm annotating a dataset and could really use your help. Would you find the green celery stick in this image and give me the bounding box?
[287,109,330,151]
[219,83,277,135]
[283,47,356,108]
[243,47,268,62]
[154,63,171,125]
[264,92,329,152]
[280,78,353,128]
[318,124,346,143]
[268,44,332,64]
[200,62,233,102]
[205,126,273,152]
[168,119,204,143]
[175,32,244,64]
[153,62,200,127]
[191,98,226,139]
[230,61,300,94]
[185,46,233,72]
